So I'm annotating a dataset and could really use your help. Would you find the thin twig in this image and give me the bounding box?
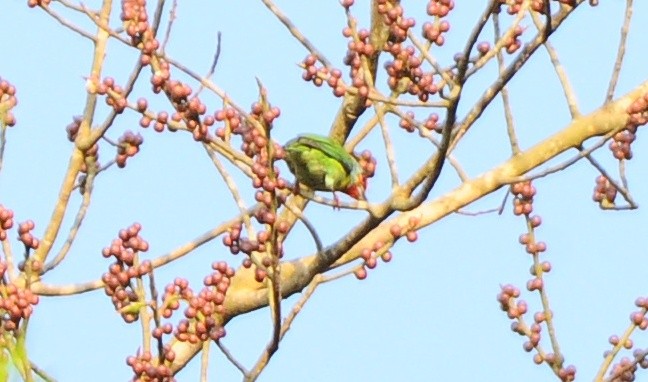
[216,340,248,375]
[407,30,455,88]
[34,0,113,267]
[151,0,167,33]
[282,203,323,254]
[133,254,153,354]
[72,160,115,190]
[375,104,400,188]
[195,32,223,98]
[41,5,97,42]
[387,107,469,182]
[0,122,7,173]
[260,0,332,68]
[345,113,380,151]
[450,7,577,155]
[147,269,165,363]
[30,361,57,382]
[43,167,96,273]
[1,239,16,281]
[605,0,633,103]
[524,216,563,375]
[507,129,636,208]
[161,0,178,53]
[202,144,254,236]
[493,13,521,155]
[54,0,89,13]
[530,12,580,117]
[464,0,527,78]
[200,341,210,382]
[455,207,500,216]
[396,0,503,209]
[32,206,262,296]
[278,274,323,340]
[619,158,629,190]
[582,146,636,208]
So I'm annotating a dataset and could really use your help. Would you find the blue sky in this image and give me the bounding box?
[1,1,648,381]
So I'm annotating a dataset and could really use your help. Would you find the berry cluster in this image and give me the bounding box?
[424,0,454,46]
[101,223,151,322]
[502,25,524,54]
[232,104,279,158]
[501,284,577,382]
[389,216,420,242]
[512,319,541,354]
[213,99,295,282]
[0,205,14,241]
[499,285,577,379]
[506,182,577,379]
[160,278,191,319]
[301,55,346,98]
[165,81,211,141]
[214,107,242,139]
[427,0,454,18]
[122,0,214,142]
[126,348,174,382]
[65,116,83,142]
[502,0,576,15]
[476,41,491,56]
[0,78,17,127]
[26,0,50,8]
[608,353,648,382]
[384,44,437,101]
[139,107,170,133]
[422,20,449,47]
[0,287,39,333]
[95,77,128,114]
[150,60,172,93]
[116,131,144,168]
[17,220,39,250]
[222,222,288,283]
[626,92,648,130]
[630,298,648,329]
[398,111,441,133]
[497,284,526,319]
[0,261,39,332]
[511,181,535,216]
[168,262,233,344]
[121,0,159,61]
[376,0,416,44]
[81,143,100,175]
[356,149,377,179]
[610,130,636,160]
[592,175,617,207]
[354,241,393,280]
[354,216,419,280]
[66,116,101,172]
[342,28,373,99]
[518,220,546,255]
[604,298,648,381]
[503,0,531,15]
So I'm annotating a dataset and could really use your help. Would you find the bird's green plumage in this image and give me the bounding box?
[284,134,363,194]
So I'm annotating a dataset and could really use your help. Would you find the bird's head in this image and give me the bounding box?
[343,176,367,200]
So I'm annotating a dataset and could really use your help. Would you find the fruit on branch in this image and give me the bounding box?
[283,134,367,205]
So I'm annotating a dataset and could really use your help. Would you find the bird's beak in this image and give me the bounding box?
[345,184,366,200]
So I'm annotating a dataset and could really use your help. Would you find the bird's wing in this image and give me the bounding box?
[293,134,356,175]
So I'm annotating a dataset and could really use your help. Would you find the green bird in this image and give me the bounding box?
[283,133,366,205]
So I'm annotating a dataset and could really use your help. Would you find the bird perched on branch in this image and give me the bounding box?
[283,133,367,206]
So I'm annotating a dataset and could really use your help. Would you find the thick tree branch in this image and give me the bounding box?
[163,79,648,373]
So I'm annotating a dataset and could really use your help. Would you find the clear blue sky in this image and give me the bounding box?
[1,1,648,381]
